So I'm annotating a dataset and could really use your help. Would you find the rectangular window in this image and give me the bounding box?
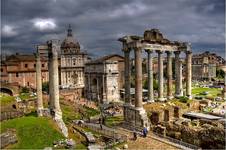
[42,64,45,67]
[16,73,19,77]
[34,64,36,68]
[25,64,28,68]
[1,69,3,72]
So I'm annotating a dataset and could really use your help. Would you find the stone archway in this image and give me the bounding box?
[0,88,14,96]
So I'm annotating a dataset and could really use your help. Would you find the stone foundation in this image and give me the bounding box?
[123,105,149,130]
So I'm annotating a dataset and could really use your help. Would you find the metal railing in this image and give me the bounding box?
[83,123,128,142]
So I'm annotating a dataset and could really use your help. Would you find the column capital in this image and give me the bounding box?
[122,47,131,52]
[156,50,163,54]
[174,51,181,55]
[134,47,142,51]
[186,51,192,54]
[145,49,153,53]
[166,51,173,55]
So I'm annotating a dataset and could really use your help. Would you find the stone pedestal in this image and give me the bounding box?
[123,105,149,130]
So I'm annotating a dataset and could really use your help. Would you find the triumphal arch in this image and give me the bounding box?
[118,29,192,129]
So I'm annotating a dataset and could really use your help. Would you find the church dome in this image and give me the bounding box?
[61,25,80,53]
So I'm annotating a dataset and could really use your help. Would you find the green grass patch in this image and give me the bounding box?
[169,99,188,109]
[83,106,100,117]
[192,87,222,97]
[0,93,15,106]
[0,116,64,149]
[18,93,36,101]
[61,103,81,124]
[105,116,123,127]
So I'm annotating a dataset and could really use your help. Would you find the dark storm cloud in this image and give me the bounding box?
[1,0,225,57]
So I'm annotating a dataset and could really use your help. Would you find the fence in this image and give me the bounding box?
[153,132,201,150]
[0,111,24,121]
[83,123,128,142]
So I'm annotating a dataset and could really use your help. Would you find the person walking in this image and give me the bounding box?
[143,127,148,138]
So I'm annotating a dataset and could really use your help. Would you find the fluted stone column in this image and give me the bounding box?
[166,51,173,100]
[174,51,183,97]
[186,51,192,99]
[36,51,43,116]
[146,50,154,102]
[178,60,183,96]
[124,50,131,105]
[157,50,164,101]
[134,48,143,108]
[48,40,62,119]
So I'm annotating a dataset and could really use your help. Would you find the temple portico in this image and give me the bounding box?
[119,29,192,129]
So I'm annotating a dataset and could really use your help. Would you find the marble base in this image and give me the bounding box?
[158,97,166,102]
[123,104,149,131]
[167,96,174,100]
[37,108,50,117]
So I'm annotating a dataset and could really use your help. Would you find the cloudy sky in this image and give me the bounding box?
[1,0,225,58]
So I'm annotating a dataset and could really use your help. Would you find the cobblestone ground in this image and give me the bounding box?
[127,136,180,150]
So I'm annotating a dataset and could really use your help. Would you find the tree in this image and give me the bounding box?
[42,82,49,93]
[216,69,225,79]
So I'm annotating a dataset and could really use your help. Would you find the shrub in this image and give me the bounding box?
[42,82,49,93]
[179,96,189,103]
[20,87,29,93]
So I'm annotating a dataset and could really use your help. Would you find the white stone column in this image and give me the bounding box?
[134,47,143,108]
[145,50,154,102]
[35,51,43,116]
[186,51,192,99]
[174,51,183,97]
[157,50,164,101]
[178,60,183,96]
[166,51,173,100]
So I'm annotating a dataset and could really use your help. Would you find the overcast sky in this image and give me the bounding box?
[1,0,225,58]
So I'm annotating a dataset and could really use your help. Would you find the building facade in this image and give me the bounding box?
[84,54,124,103]
[60,25,88,97]
[0,54,49,89]
[192,51,225,80]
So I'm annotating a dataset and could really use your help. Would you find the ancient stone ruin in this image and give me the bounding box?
[35,40,68,137]
[118,29,192,130]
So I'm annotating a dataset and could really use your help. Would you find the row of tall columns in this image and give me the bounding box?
[123,49,192,104]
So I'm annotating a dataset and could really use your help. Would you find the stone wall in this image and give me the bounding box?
[0,111,24,121]
[154,119,225,149]
[0,129,17,148]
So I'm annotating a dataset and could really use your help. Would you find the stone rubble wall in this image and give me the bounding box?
[0,129,17,148]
